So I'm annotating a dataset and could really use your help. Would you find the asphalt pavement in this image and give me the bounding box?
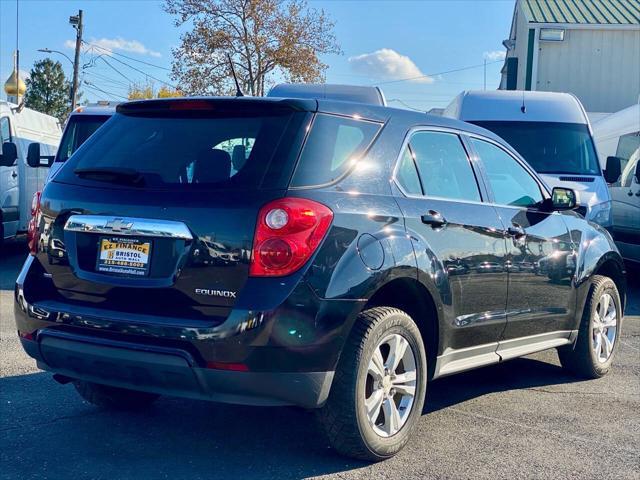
[1,239,639,480]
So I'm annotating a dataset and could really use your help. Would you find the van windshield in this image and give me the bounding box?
[472,121,601,175]
[56,115,111,162]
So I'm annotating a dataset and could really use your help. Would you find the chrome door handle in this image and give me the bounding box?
[507,224,526,237]
[421,210,447,227]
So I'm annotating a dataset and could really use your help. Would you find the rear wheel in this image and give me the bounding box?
[558,275,622,378]
[317,307,427,461]
[74,381,159,410]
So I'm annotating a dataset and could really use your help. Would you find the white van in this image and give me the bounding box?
[593,104,640,264]
[0,101,60,245]
[46,103,118,183]
[444,91,617,229]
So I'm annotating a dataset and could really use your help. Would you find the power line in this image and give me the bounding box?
[386,99,425,112]
[84,81,128,100]
[103,52,179,89]
[84,71,130,89]
[98,55,135,84]
[83,40,171,71]
[374,60,503,86]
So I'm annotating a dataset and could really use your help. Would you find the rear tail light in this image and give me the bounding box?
[250,198,333,277]
[27,191,41,255]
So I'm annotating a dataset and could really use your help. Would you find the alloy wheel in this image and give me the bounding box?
[364,333,418,438]
[592,292,618,363]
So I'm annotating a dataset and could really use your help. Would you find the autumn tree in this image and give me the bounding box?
[164,0,340,96]
[128,82,184,99]
[24,59,71,122]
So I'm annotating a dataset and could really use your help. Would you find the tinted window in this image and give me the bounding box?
[291,114,381,187]
[56,115,110,162]
[473,121,600,175]
[56,107,304,190]
[409,131,480,202]
[471,138,543,207]
[0,117,10,143]
[396,148,423,195]
[616,132,640,187]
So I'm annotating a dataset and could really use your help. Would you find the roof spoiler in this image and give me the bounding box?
[267,83,386,107]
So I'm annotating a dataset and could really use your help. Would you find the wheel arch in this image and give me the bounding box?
[360,276,442,379]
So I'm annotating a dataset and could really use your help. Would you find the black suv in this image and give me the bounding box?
[14,96,626,461]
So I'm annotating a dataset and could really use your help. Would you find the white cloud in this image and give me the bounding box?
[483,50,506,61]
[348,49,433,83]
[65,37,161,58]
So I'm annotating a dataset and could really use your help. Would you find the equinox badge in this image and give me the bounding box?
[195,288,237,298]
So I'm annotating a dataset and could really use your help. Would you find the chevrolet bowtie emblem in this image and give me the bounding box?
[105,218,134,232]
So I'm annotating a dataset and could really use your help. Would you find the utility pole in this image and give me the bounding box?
[69,9,83,110]
[483,59,487,91]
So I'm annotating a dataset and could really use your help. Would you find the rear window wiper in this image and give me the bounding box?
[74,167,145,185]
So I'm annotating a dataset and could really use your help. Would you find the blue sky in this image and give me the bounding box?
[0,0,515,111]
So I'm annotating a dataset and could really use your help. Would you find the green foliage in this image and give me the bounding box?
[24,59,71,122]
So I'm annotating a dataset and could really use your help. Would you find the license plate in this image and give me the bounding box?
[96,237,152,276]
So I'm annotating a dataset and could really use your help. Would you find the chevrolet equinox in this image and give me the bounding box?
[14,96,626,461]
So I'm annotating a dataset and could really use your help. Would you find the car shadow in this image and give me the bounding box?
[425,355,577,413]
[1,354,582,479]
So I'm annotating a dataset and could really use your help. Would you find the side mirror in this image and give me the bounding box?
[26,142,54,168]
[551,187,577,210]
[0,142,18,167]
[604,156,622,184]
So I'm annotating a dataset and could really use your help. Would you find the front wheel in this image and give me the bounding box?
[558,275,622,378]
[317,307,427,461]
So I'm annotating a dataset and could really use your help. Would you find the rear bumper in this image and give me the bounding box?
[21,331,333,407]
[15,256,364,408]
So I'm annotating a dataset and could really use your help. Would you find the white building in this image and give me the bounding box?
[499,0,640,114]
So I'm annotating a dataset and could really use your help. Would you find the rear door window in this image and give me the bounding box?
[407,131,481,202]
[290,113,381,187]
[56,115,110,162]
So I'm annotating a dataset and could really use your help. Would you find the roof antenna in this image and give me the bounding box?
[227,54,244,97]
[520,90,526,113]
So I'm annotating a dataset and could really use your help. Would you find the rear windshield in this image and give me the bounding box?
[54,106,307,190]
[472,121,601,176]
[56,115,111,162]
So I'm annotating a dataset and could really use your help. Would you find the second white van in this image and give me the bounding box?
[444,90,618,229]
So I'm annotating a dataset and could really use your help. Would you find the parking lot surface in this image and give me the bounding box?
[1,239,639,480]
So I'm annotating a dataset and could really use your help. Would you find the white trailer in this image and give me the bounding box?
[0,101,61,245]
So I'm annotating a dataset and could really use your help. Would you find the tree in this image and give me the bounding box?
[24,59,70,122]
[128,81,184,99]
[164,0,340,96]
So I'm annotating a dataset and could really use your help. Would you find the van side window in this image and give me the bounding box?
[395,147,423,195]
[471,138,543,208]
[409,131,481,202]
[616,132,640,187]
[0,117,11,143]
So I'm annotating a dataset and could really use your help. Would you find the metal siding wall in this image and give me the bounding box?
[536,29,640,112]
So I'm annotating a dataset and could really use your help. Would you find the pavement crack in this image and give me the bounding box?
[446,407,639,456]
[525,387,638,396]
[0,409,104,433]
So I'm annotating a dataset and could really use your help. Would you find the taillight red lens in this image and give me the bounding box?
[250,198,333,277]
[27,191,41,255]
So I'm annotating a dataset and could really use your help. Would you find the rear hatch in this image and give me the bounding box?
[37,98,313,321]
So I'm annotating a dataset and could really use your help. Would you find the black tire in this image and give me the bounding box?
[558,275,622,378]
[73,381,159,410]
[317,307,427,461]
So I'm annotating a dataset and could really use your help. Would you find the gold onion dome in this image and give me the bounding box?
[4,69,26,96]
